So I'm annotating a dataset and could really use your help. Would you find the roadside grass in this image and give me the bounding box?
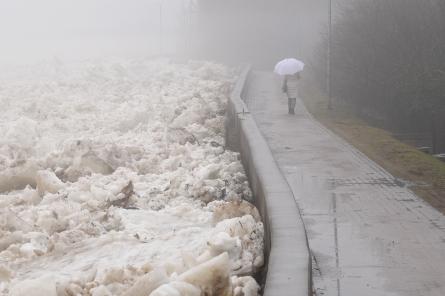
[301,83,445,214]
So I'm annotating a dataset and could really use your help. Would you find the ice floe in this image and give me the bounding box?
[0,59,263,295]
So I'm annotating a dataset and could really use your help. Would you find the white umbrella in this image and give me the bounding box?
[274,58,305,75]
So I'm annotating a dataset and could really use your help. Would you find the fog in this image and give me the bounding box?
[0,0,328,67]
[4,0,442,150]
[0,0,192,65]
[193,0,327,68]
[2,1,445,295]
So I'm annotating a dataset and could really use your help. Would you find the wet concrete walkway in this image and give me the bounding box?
[244,71,445,296]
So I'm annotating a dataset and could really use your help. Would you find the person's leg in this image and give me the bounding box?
[291,98,296,112]
[288,98,296,114]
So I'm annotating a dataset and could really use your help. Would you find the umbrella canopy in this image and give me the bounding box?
[274,58,305,76]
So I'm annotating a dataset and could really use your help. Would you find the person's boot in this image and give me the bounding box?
[288,98,296,114]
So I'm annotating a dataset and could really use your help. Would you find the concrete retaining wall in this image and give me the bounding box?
[226,66,312,296]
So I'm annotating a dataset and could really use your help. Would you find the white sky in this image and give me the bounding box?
[0,0,186,64]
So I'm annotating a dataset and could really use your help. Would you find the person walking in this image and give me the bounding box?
[274,58,304,115]
[282,72,301,114]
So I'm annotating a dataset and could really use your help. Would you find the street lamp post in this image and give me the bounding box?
[186,0,194,55]
[159,1,163,56]
[327,0,333,110]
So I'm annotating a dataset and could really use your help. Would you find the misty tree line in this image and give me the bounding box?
[313,0,445,153]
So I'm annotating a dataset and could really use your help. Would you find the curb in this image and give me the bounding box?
[226,66,312,296]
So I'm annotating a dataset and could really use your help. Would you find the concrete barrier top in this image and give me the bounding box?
[226,66,312,296]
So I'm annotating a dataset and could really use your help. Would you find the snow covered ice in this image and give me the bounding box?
[0,59,264,295]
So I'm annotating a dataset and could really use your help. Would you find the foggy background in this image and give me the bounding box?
[193,0,326,68]
[0,0,327,68]
[1,0,444,152]
[0,0,192,64]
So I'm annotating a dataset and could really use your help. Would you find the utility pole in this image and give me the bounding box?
[184,0,192,55]
[431,109,438,154]
[187,0,198,58]
[159,1,163,56]
[327,0,333,110]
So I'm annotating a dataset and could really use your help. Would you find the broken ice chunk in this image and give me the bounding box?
[123,269,169,296]
[232,276,260,296]
[179,252,232,296]
[9,276,57,296]
[36,170,65,196]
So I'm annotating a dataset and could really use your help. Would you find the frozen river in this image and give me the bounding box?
[0,60,264,296]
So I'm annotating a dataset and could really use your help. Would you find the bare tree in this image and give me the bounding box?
[313,0,445,152]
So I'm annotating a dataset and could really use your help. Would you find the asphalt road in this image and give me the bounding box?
[244,71,445,296]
